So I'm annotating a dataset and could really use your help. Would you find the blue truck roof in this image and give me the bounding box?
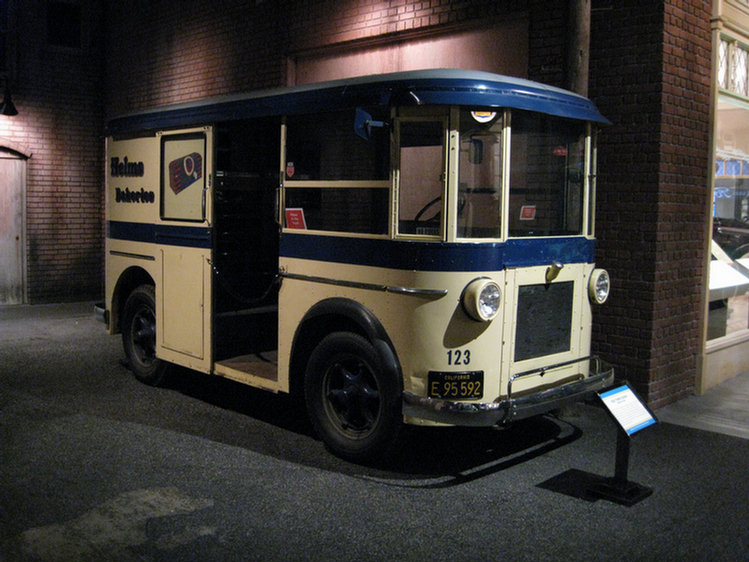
[107,68,609,135]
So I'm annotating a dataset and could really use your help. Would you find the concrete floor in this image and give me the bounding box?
[656,370,749,440]
[2,302,748,561]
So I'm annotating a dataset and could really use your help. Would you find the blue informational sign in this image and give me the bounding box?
[599,384,657,436]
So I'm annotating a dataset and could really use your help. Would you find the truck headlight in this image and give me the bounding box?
[588,269,610,304]
[462,278,501,322]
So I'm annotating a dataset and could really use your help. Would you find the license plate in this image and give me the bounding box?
[427,371,484,399]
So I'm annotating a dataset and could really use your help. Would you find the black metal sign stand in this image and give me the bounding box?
[589,425,653,506]
[589,383,656,506]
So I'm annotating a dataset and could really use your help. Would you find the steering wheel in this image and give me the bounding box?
[414,196,442,222]
[413,194,470,223]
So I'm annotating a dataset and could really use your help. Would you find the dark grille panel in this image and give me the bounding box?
[514,281,574,362]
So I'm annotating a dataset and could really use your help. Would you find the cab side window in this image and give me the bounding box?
[284,109,389,235]
[397,120,444,237]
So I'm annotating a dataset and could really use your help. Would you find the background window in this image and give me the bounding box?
[710,95,749,340]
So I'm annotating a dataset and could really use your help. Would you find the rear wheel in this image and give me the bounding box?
[304,332,401,462]
[121,284,167,385]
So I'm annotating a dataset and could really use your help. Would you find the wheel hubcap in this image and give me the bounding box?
[324,358,381,434]
[131,307,156,366]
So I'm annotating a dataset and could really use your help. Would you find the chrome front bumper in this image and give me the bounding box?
[402,357,614,427]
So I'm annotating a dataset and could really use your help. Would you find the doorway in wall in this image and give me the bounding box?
[0,146,28,304]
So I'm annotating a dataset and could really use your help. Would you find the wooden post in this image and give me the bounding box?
[566,0,590,96]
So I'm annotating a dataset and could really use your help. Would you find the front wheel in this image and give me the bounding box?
[304,332,401,462]
[121,284,168,385]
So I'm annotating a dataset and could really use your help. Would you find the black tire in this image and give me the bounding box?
[304,332,401,462]
[121,284,168,385]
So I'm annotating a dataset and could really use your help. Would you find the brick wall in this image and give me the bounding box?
[105,1,282,114]
[590,0,712,407]
[281,0,528,52]
[2,0,104,303]
[527,1,566,87]
[105,0,533,115]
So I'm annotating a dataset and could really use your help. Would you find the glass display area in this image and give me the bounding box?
[711,93,749,341]
[701,18,749,393]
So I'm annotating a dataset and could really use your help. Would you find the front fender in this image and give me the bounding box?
[290,297,402,394]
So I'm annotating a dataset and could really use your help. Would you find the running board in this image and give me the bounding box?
[214,352,280,392]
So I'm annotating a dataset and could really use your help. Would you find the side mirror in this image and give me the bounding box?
[354,107,387,141]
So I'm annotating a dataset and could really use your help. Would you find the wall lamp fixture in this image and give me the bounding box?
[1,86,18,116]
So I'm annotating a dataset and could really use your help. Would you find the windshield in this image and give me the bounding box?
[394,107,591,241]
[509,111,587,237]
[458,109,503,238]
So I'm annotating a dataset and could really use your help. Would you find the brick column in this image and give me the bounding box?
[590,0,712,407]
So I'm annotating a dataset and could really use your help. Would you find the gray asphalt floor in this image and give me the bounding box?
[1,302,748,561]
